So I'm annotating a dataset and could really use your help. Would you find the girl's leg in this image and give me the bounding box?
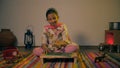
[64,43,79,53]
[33,47,44,57]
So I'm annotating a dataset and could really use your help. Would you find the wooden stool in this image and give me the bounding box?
[40,52,78,64]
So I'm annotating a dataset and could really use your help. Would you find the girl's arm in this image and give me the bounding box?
[41,28,52,53]
[41,44,51,54]
[62,24,71,43]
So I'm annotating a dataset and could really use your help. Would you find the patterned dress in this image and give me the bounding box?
[33,22,79,56]
[42,23,70,48]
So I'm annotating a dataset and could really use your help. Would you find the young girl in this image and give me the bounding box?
[33,8,79,56]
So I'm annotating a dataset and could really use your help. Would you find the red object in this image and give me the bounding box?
[105,30,120,45]
[105,32,114,45]
[2,47,19,60]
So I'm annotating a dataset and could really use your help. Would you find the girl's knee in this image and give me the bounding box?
[33,47,43,56]
[64,45,78,53]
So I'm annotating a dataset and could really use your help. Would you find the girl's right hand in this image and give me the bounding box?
[41,44,51,54]
[45,47,51,54]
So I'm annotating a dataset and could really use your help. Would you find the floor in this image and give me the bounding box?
[0,46,120,68]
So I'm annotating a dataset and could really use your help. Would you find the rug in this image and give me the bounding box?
[1,49,120,68]
[0,48,32,68]
[13,53,86,68]
[80,49,120,68]
[12,52,120,68]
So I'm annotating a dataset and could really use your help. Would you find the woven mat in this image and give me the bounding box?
[13,53,85,68]
[80,49,120,68]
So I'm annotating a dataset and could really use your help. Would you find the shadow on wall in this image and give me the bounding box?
[75,33,88,45]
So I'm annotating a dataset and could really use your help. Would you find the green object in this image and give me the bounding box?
[46,52,72,57]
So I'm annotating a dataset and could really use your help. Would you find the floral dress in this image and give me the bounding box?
[33,23,79,56]
[42,22,78,52]
[42,23,70,48]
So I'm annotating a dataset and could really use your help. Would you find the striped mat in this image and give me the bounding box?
[80,49,120,68]
[13,51,120,68]
[13,53,86,68]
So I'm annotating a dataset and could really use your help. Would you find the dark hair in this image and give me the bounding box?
[46,8,59,18]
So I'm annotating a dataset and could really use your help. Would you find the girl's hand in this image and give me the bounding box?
[45,47,51,54]
[41,44,51,54]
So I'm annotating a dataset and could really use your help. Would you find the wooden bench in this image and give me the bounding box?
[40,52,78,64]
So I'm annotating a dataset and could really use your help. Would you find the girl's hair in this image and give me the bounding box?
[46,8,59,18]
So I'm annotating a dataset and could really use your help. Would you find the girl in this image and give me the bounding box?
[33,8,79,56]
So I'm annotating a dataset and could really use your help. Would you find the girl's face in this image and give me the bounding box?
[47,13,59,26]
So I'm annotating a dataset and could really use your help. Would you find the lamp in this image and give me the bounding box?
[24,29,33,49]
